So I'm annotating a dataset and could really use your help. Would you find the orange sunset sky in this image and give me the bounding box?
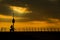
[0,0,60,31]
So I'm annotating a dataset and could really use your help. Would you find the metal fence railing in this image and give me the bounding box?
[0,27,60,32]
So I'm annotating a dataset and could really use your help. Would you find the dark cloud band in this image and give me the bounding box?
[0,0,60,22]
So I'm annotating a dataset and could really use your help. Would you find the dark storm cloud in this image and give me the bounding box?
[20,0,60,21]
[0,0,60,22]
[0,4,12,16]
[0,0,27,16]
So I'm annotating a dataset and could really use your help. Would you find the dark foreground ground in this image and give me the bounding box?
[0,32,60,40]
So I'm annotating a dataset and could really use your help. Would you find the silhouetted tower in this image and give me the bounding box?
[10,12,15,32]
[12,11,15,27]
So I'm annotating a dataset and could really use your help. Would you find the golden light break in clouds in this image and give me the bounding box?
[9,6,32,14]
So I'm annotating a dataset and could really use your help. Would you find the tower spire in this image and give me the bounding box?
[12,11,15,26]
[10,12,15,32]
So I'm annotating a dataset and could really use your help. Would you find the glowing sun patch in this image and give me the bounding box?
[9,6,32,14]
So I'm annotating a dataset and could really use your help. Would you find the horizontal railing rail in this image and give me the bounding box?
[0,27,60,32]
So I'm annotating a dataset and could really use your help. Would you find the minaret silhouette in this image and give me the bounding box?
[10,12,15,32]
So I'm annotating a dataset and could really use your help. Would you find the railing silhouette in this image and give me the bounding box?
[0,27,60,32]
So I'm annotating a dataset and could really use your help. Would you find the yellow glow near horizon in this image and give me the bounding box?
[48,18,60,22]
[0,15,27,19]
[0,18,60,31]
[0,21,60,28]
[0,15,12,19]
[0,21,60,31]
[9,6,32,14]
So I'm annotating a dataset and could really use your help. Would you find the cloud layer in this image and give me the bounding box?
[0,0,60,22]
